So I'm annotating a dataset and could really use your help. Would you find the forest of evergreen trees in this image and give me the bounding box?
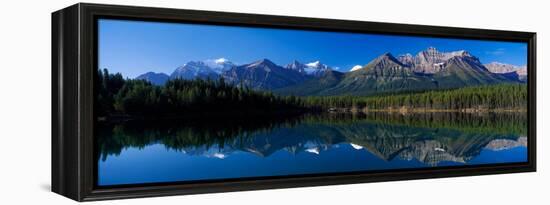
[301,84,527,111]
[96,69,310,118]
[96,69,527,119]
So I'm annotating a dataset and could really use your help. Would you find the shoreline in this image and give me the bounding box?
[99,107,526,122]
[328,107,527,114]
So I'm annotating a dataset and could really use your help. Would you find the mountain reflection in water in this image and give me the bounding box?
[96,112,527,186]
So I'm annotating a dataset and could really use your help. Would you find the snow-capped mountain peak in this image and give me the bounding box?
[303,60,331,75]
[305,60,330,70]
[350,65,363,72]
[285,60,307,73]
[306,61,321,68]
[394,47,478,73]
[214,58,229,64]
[284,60,332,76]
[448,50,471,57]
[170,61,218,80]
[204,58,235,74]
[179,61,210,73]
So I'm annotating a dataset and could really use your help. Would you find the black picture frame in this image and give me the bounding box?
[52,3,537,201]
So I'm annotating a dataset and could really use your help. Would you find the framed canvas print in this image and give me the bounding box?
[52,3,536,201]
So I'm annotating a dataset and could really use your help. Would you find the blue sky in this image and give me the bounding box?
[99,19,528,78]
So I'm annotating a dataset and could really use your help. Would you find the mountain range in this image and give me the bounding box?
[484,62,528,82]
[285,60,333,77]
[222,59,310,90]
[133,48,527,96]
[170,58,235,80]
[277,49,522,96]
[398,47,472,73]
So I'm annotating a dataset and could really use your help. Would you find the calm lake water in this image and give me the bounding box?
[96,112,527,186]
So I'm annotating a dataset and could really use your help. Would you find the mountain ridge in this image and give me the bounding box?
[398,47,474,74]
[285,60,333,77]
[170,61,219,80]
[277,50,519,96]
[133,47,525,96]
[222,58,309,90]
[314,52,437,96]
[484,62,528,82]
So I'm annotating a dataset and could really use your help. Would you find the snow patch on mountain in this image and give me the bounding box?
[306,61,321,67]
[397,47,477,73]
[350,65,363,72]
[204,57,235,74]
[350,143,364,150]
[171,61,218,79]
[215,58,229,64]
[285,60,332,76]
[304,60,331,75]
[305,147,320,154]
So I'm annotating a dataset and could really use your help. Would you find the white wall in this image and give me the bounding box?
[0,0,547,204]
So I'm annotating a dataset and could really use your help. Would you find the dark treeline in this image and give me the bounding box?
[301,84,527,110]
[96,69,125,116]
[96,69,312,118]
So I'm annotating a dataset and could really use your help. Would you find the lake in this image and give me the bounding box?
[96,112,527,186]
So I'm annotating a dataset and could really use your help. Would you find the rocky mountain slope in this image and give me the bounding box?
[285,60,333,77]
[222,59,309,90]
[398,47,473,73]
